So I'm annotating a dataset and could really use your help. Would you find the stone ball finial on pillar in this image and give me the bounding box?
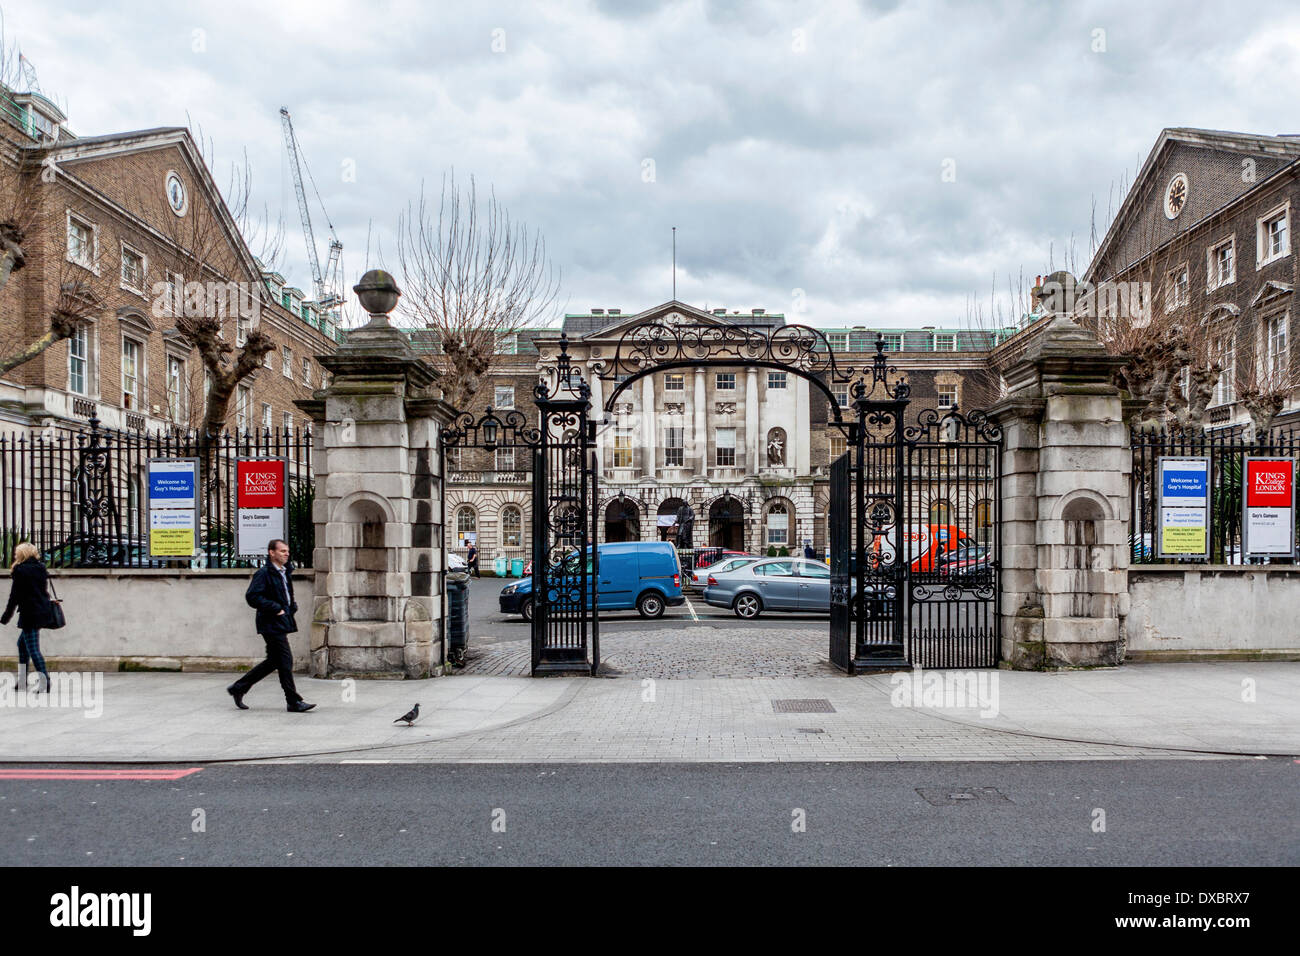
[353,269,402,327]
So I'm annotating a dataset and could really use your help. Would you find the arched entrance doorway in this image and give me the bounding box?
[604,496,640,542]
[708,495,745,550]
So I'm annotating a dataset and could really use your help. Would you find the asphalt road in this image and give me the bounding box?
[3,759,1297,866]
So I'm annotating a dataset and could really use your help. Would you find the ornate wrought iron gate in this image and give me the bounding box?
[442,334,599,676]
[829,343,1002,672]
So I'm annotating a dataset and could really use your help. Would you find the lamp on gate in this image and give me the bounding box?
[482,407,499,447]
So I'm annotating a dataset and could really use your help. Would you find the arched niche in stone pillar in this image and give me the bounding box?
[331,491,397,622]
[1057,492,1110,619]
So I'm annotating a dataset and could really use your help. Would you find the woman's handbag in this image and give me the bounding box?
[45,578,66,630]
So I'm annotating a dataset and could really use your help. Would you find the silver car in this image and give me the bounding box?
[701,558,840,619]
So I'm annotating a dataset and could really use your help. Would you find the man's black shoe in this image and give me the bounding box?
[227,684,249,710]
[287,701,316,713]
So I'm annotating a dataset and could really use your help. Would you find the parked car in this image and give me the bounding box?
[499,541,685,620]
[689,555,758,586]
[686,547,753,572]
[701,557,883,619]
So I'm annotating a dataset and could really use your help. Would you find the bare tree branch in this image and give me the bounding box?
[396,171,560,409]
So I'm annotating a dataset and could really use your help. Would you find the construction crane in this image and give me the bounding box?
[279,107,343,310]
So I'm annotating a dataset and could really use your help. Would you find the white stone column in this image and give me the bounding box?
[693,367,707,476]
[795,377,810,475]
[745,368,759,474]
[589,364,605,473]
[642,374,656,478]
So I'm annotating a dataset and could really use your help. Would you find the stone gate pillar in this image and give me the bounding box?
[296,271,455,679]
[989,315,1138,669]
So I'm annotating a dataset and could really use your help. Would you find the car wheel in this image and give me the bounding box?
[733,593,762,619]
[637,592,665,618]
[520,597,534,622]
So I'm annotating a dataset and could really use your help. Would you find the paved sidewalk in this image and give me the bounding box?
[0,662,1296,763]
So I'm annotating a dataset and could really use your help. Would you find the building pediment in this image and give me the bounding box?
[1250,280,1293,309]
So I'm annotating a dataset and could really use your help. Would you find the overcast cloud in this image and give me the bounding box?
[13,0,1300,328]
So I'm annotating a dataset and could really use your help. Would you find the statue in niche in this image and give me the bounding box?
[767,429,786,466]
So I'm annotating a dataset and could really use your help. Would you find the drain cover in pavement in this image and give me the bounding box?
[772,698,836,714]
[915,787,1011,806]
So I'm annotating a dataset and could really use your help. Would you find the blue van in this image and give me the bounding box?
[498,542,685,620]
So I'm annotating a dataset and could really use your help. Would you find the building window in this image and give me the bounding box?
[167,356,186,422]
[301,357,311,386]
[828,435,847,461]
[613,427,633,468]
[283,411,294,437]
[937,385,958,409]
[715,427,736,467]
[934,333,956,351]
[767,371,787,389]
[715,372,736,390]
[263,349,273,369]
[236,386,251,433]
[881,333,902,352]
[501,506,522,547]
[68,324,90,396]
[1213,333,1235,406]
[664,426,684,467]
[929,500,952,525]
[1208,237,1235,289]
[495,447,516,472]
[494,385,515,409]
[766,502,789,546]
[1165,265,1189,311]
[236,315,250,347]
[260,403,272,432]
[827,331,847,351]
[455,506,477,548]
[121,338,142,409]
[832,383,849,407]
[165,272,183,317]
[975,499,993,545]
[66,213,96,270]
[1258,204,1290,267]
[282,347,293,377]
[120,245,146,292]
[1266,313,1288,378]
[495,333,518,355]
[664,373,684,391]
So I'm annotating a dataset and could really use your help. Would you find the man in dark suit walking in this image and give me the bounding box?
[228,539,315,713]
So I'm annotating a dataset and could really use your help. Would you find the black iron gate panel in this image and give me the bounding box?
[902,409,1002,668]
[531,385,599,676]
[828,451,851,670]
[830,336,1003,673]
[441,334,600,678]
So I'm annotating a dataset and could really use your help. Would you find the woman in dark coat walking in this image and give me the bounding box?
[1,542,54,692]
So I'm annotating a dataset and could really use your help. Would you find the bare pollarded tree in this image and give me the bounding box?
[145,142,284,441]
[396,171,560,410]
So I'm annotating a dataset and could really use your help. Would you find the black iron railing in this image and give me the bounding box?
[1130,425,1299,565]
[0,419,314,569]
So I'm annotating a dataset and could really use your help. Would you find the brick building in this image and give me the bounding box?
[0,86,341,433]
[1084,127,1300,431]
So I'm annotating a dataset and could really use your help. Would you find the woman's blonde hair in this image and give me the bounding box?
[11,542,38,569]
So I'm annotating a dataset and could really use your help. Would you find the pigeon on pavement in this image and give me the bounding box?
[394,703,420,726]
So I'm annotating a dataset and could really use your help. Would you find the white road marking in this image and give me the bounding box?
[684,595,700,622]
[340,759,391,764]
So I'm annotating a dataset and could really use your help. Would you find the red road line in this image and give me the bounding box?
[0,768,203,780]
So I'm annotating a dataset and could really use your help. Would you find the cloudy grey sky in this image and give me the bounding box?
[13,0,1300,329]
